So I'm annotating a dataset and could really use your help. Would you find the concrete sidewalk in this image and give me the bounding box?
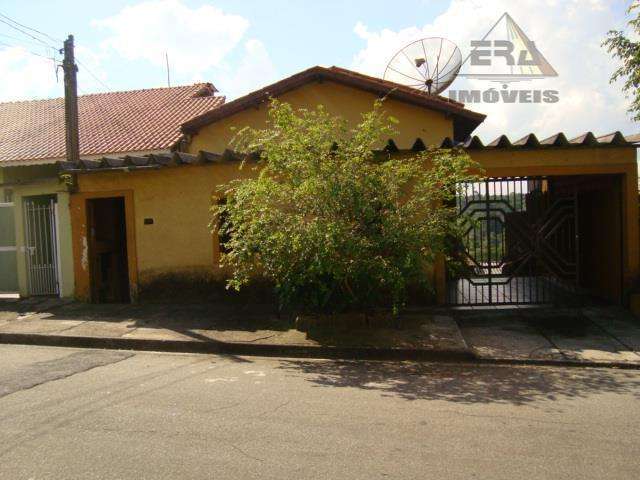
[1,298,640,367]
[0,298,471,361]
[456,306,640,366]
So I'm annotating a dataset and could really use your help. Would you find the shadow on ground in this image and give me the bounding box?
[0,299,457,348]
[0,299,291,342]
[277,360,640,405]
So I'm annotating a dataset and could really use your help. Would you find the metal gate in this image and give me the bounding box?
[447,177,578,305]
[24,196,60,296]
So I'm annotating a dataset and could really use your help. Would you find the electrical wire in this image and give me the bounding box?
[0,12,62,44]
[0,14,144,122]
[0,17,57,50]
[0,12,221,160]
[75,58,112,91]
[0,39,58,62]
[0,31,55,49]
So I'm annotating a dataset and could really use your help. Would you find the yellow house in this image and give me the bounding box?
[63,66,639,307]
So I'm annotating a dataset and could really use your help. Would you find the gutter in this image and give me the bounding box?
[60,165,162,174]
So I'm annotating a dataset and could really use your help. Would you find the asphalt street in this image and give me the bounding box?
[0,344,639,479]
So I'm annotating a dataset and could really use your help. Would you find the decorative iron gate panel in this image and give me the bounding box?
[24,196,60,296]
[447,177,578,305]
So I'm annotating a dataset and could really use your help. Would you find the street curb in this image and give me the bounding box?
[475,357,640,370]
[2,332,640,369]
[0,332,474,362]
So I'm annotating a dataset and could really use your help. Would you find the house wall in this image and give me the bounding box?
[1,154,174,298]
[69,145,639,305]
[70,81,455,302]
[188,80,454,154]
[71,162,253,301]
[3,164,75,298]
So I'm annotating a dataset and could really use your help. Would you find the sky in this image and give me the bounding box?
[0,0,636,141]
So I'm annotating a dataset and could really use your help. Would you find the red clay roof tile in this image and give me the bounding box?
[0,83,224,165]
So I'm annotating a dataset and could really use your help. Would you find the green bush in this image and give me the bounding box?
[212,99,479,314]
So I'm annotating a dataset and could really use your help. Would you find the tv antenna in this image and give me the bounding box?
[383,37,462,95]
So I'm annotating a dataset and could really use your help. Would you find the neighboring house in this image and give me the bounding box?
[0,83,224,299]
[60,66,638,307]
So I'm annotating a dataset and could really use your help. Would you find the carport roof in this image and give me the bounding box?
[456,131,632,149]
[624,132,640,144]
[60,129,634,174]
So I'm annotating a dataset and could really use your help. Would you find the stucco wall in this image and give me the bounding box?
[71,145,639,304]
[67,76,638,304]
[72,162,254,300]
[188,80,454,154]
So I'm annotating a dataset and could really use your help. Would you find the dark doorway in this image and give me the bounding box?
[87,197,130,303]
[576,175,623,303]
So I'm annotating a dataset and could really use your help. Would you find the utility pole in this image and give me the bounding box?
[62,34,80,164]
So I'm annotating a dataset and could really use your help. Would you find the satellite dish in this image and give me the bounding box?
[384,38,462,95]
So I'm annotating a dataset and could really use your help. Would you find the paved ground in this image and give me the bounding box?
[2,298,640,365]
[456,306,640,364]
[0,344,639,479]
[0,298,467,352]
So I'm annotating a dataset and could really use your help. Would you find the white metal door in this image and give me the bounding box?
[24,196,60,296]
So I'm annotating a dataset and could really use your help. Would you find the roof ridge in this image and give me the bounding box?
[0,83,217,106]
[78,82,216,99]
[327,65,464,107]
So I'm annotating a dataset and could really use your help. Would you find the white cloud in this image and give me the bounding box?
[0,1,275,103]
[0,41,112,102]
[93,0,250,78]
[213,38,279,100]
[351,0,637,141]
[0,46,61,101]
[75,44,109,94]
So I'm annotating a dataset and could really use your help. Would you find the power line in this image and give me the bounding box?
[0,15,137,119]
[0,30,55,49]
[0,13,220,158]
[75,58,111,91]
[0,12,62,44]
[0,12,108,92]
[0,39,59,62]
[0,15,164,135]
[0,17,57,50]
[0,22,133,151]
[0,14,141,114]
